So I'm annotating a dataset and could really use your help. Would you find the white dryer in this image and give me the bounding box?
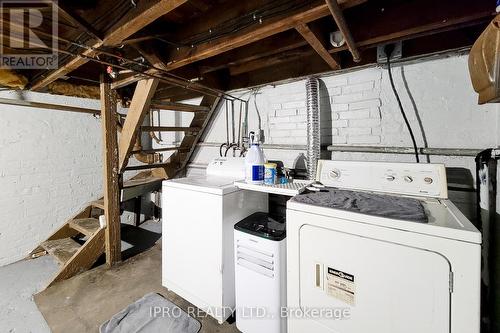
[162,157,268,323]
[286,160,481,333]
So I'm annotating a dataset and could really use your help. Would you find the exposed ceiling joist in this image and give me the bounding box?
[51,1,103,42]
[198,31,308,74]
[30,0,187,91]
[229,46,315,76]
[296,23,340,70]
[159,0,364,72]
[324,0,360,62]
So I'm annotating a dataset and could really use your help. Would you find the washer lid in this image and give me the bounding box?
[162,176,242,195]
[288,192,481,244]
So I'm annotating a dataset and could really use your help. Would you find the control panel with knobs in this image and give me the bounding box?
[316,160,448,199]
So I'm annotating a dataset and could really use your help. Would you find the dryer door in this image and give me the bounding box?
[299,224,451,333]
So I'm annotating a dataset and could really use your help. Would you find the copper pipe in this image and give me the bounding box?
[325,0,361,62]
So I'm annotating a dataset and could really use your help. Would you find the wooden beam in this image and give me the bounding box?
[229,46,315,76]
[324,0,360,62]
[100,74,121,266]
[51,1,102,42]
[111,74,147,90]
[118,78,159,172]
[342,13,494,52]
[339,0,493,51]
[229,52,331,90]
[30,0,187,91]
[0,97,100,115]
[296,23,340,70]
[197,31,308,74]
[160,0,362,71]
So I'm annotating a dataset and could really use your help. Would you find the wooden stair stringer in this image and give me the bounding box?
[46,227,105,288]
[153,95,222,179]
[29,205,92,258]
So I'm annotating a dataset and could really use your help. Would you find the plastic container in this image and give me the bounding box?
[245,143,265,184]
[264,163,277,185]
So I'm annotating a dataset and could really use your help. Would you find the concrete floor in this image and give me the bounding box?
[0,255,58,333]
[0,219,168,333]
[0,219,239,333]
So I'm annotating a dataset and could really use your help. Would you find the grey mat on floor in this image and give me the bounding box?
[100,292,201,333]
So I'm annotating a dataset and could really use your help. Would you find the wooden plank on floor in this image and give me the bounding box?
[100,74,121,266]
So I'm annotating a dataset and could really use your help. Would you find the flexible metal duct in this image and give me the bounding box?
[306,77,320,180]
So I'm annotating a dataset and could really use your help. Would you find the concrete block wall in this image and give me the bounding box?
[0,91,103,267]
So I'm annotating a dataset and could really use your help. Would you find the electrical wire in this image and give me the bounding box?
[179,0,308,47]
[385,47,420,163]
[12,31,244,101]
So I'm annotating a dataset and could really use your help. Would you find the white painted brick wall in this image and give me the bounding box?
[0,91,103,267]
[182,53,497,183]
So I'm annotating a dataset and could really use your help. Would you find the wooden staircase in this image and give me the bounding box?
[30,77,222,287]
[30,202,105,288]
[118,77,221,179]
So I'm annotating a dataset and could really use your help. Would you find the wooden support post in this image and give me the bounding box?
[100,74,121,266]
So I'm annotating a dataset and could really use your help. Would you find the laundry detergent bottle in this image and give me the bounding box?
[245,133,265,184]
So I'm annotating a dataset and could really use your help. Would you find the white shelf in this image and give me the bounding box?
[234,180,313,196]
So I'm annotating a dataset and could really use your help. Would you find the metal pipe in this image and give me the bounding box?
[237,100,243,147]
[6,23,244,101]
[475,149,497,332]
[306,78,321,180]
[225,100,230,144]
[324,0,361,62]
[328,145,483,157]
[231,100,236,144]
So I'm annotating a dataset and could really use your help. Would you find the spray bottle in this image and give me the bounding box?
[245,132,265,184]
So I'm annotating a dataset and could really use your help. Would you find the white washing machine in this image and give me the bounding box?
[286,160,481,333]
[162,157,268,323]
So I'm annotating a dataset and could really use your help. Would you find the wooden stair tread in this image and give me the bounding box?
[141,126,201,132]
[92,199,105,209]
[149,101,210,112]
[69,218,100,236]
[123,175,164,188]
[123,163,176,171]
[41,238,81,265]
